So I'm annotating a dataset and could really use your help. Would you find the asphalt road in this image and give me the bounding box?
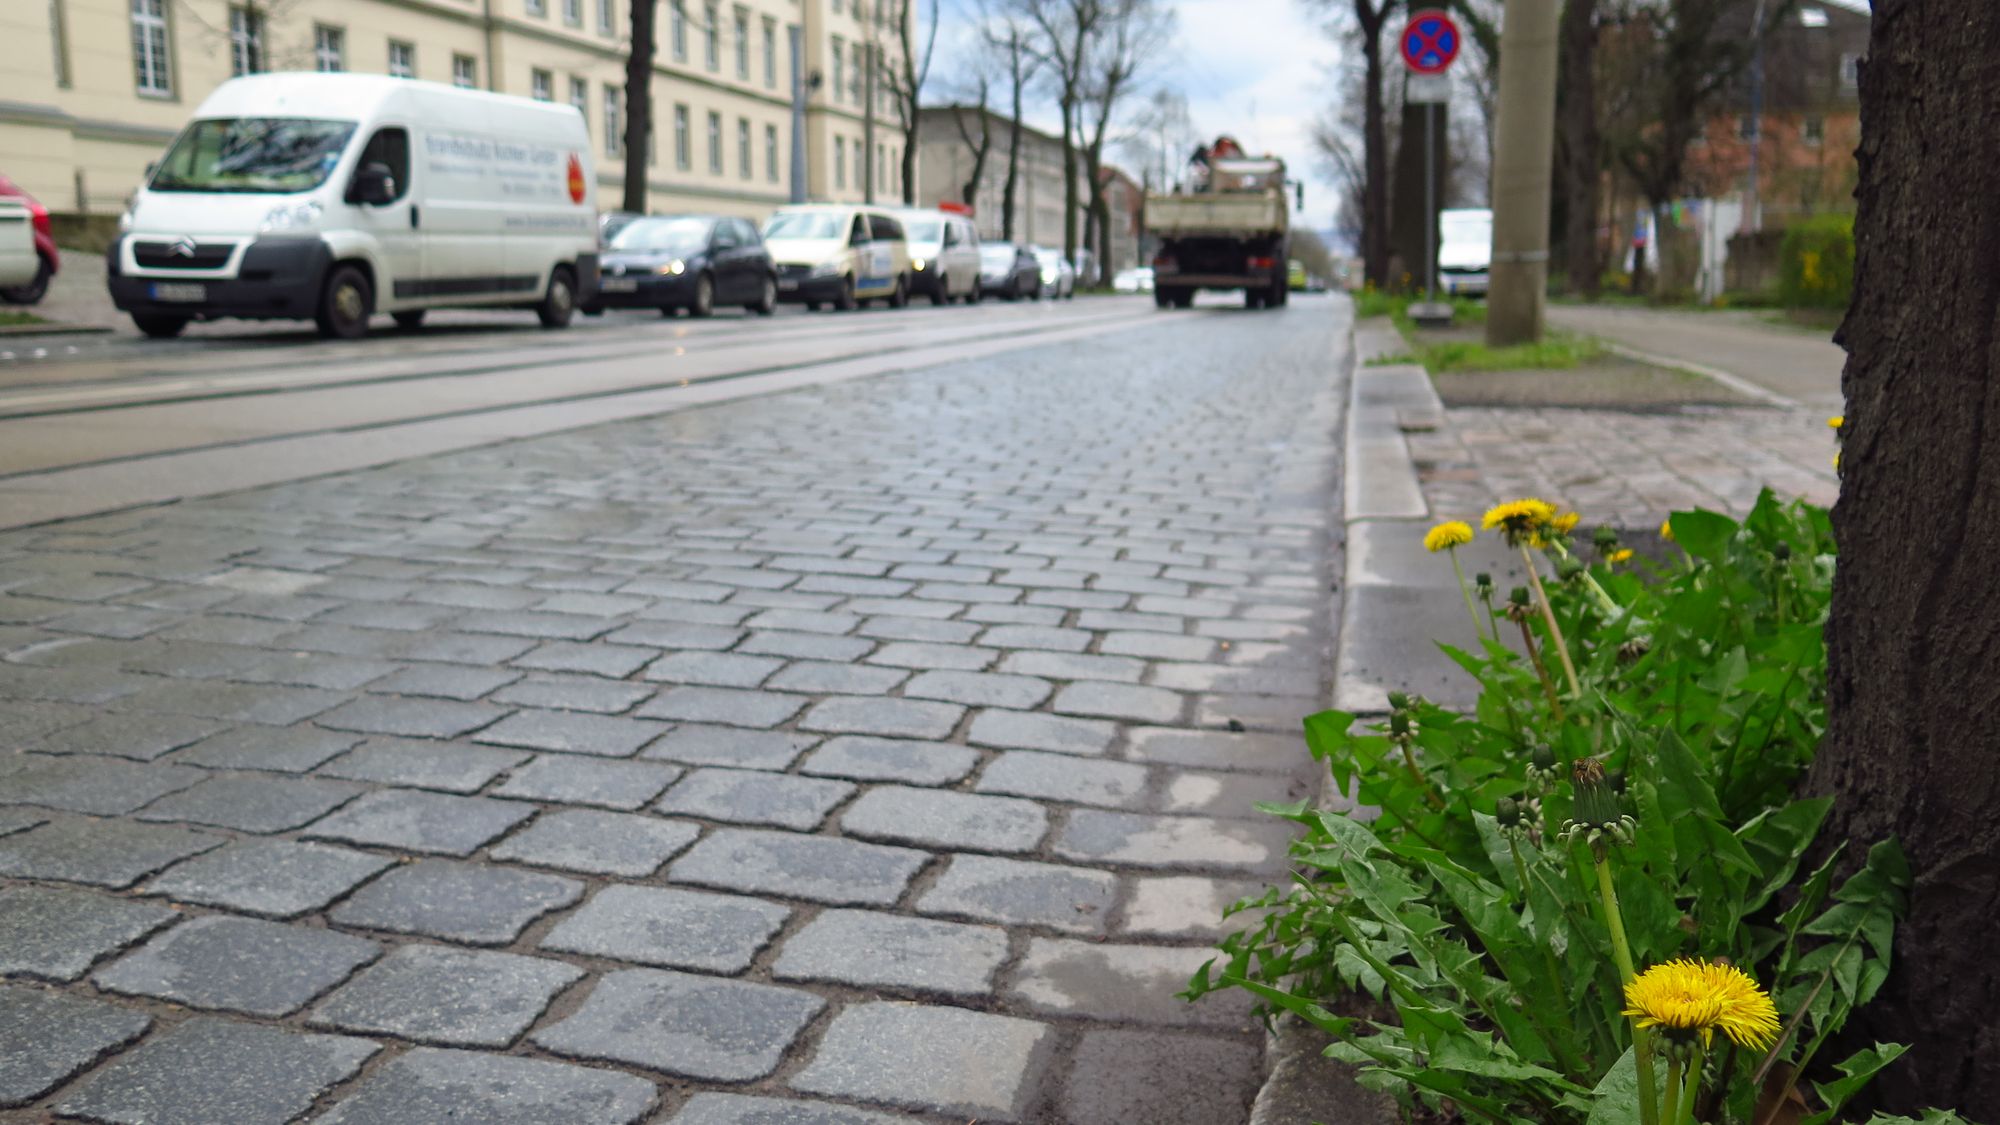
[0,289,1350,1123]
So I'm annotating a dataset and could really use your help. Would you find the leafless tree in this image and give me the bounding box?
[1303,0,1401,286]
[946,71,998,210]
[982,4,1044,241]
[1078,0,1174,284]
[880,0,943,205]
[1022,0,1108,264]
[622,0,659,213]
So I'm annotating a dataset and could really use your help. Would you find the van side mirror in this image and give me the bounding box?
[351,163,396,206]
[144,161,158,182]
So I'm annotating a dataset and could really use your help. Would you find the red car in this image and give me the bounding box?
[0,174,59,304]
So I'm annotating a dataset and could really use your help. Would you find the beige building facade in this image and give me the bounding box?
[1,0,912,223]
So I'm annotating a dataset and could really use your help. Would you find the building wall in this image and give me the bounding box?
[1,0,911,223]
[914,104,1136,270]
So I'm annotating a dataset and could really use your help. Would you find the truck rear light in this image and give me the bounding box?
[1152,254,1176,272]
[1248,256,1276,271]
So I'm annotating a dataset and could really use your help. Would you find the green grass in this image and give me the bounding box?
[0,311,49,327]
[1413,331,1605,373]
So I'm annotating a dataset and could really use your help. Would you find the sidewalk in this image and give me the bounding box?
[1547,303,1845,410]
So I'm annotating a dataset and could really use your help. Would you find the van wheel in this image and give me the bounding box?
[888,275,909,309]
[0,258,52,304]
[132,313,189,338]
[750,276,777,315]
[536,266,576,328]
[834,276,856,311]
[964,284,982,305]
[316,265,373,340]
[393,310,426,331]
[929,274,949,306]
[689,274,715,318]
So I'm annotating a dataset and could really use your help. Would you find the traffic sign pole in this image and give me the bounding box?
[1400,8,1460,323]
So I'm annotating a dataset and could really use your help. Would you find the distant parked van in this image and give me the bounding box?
[109,73,598,339]
[763,204,912,311]
[1437,208,1493,297]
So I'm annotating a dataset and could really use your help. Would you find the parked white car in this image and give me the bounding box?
[110,73,598,339]
[1438,208,1493,297]
[898,208,981,305]
[1112,266,1155,293]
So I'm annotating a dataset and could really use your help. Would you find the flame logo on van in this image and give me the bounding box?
[566,154,586,204]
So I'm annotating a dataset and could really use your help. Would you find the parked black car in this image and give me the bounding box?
[978,241,1042,301]
[586,215,777,317]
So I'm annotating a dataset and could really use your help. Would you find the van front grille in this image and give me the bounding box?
[133,241,234,270]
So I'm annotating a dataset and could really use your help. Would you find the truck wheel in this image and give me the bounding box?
[132,313,189,338]
[536,266,577,328]
[1246,290,1265,310]
[315,264,373,340]
[393,310,426,331]
[1153,289,1173,309]
[1174,291,1194,309]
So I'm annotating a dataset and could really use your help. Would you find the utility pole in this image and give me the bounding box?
[863,41,877,204]
[788,22,807,203]
[1485,0,1561,346]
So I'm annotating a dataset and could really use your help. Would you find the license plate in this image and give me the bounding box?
[600,278,638,292]
[778,278,799,291]
[150,283,206,303]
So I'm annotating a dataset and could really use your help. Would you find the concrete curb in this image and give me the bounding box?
[0,322,113,337]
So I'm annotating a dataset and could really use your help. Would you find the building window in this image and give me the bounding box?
[525,0,545,16]
[562,0,581,26]
[604,87,622,157]
[734,7,749,79]
[834,138,845,188]
[854,139,864,188]
[1737,114,1758,142]
[671,0,686,60]
[531,68,553,101]
[876,142,885,189]
[703,3,719,70]
[674,104,690,169]
[1839,52,1861,90]
[832,0,842,12]
[570,77,589,133]
[736,117,751,178]
[765,123,778,182]
[452,52,477,88]
[850,42,862,104]
[228,6,262,76]
[596,0,613,34]
[762,17,776,87]
[388,40,415,78]
[830,36,844,102]
[52,0,73,88]
[131,0,173,95]
[1802,116,1825,145]
[312,24,343,73]
[707,111,722,173]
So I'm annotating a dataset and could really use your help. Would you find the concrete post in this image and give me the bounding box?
[788,23,806,203]
[1485,0,1561,346]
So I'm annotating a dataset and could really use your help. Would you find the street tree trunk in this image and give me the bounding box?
[1001,31,1030,241]
[1807,1,2000,1118]
[621,0,658,213]
[950,101,993,210]
[1356,0,1393,288]
[1558,0,1599,298]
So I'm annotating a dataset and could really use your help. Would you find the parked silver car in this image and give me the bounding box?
[1032,246,1076,300]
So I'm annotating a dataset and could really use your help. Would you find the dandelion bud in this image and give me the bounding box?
[1388,711,1412,737]
[1474,572,1494,592]
[1593,527,1620,553]
[1556,557,1585,583]
[1531,745,1556,772]
[1509,586,1531,608]
[1773,542,1792,562]
[1387,691,1411,712]
[1563,757,1638,849]
[1496,796,1523,828]
[1618,636,1652,663]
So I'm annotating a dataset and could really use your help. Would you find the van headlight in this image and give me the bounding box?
[809,260,842,277]
[258,201,323,232]
[118,209,135,232]
[911,257,927,272]
[658,260,686,275]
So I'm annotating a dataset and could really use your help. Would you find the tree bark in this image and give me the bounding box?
[621,0,658,213]
[1558,0,1598,298]
[1002,32,1028,241]
[950,103,992,210]
[1357,0,1392,288]
[1808,1,2000,1118]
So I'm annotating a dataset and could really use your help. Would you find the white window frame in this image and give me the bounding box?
[525,0,545,17]
[834,137,846,189]
[674,104,691,170]
[228,5,262,77]
[570,76,589,134]
[562,0,582,26]
[765,123,778,182]
[1839,52,1861,90]
[132,0,173,96]
[671,0,687,60]
[596,0,614,34]
[312,24,343,73]
[762,17,777,87]
[707,111,722,174]
[734,7,749,79]
[850,42,862,104]
[830,36,844,103]
[452,53,477,88]
[604,87,623,157]
[388,40,415,79]
[531,68,553,101]
[703,2,720,71]
[737,117,751,178]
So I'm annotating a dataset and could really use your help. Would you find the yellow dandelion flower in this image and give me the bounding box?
[1660,517,1675,542]
[1827,415,1844,430]
[1609,548,1634,565]
[1482,499,1557,545]
[1423,521,1475,553]
[1623,959,1782,1051]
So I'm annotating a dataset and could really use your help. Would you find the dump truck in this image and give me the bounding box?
[1144,138,1290,310]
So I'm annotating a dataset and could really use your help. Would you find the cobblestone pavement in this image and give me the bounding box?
[0,299,1349,1123]
[1412,405,1840,530]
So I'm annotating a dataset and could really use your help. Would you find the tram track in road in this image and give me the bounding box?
[0,303,1170,530]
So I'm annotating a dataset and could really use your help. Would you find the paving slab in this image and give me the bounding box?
[1119,875,1271,942]
[304,789,534,856]
[669,828,928,907]
[539,884,790,973]
[1058,1028,1264,1125]
[965,709,1117,756]
[796,736,980,785]
[1006,936,1257,1029]
[172,725,361,772]
[329,859,583,945]
[142,838,393,919]
[655,767,855,830]
[975,750,1150,808]
[316,1047,658,1125]
[639,724,818,770]
[308,943,583,1047]
[490,808,700,876]
[315,696,511,738]
[53,1016,379,1125]
[637,686,809,728]
[316,737,529,793]
[771,909,1010,998]
[788,1001,1055,1123]
[0,986,152,1107]
[1055,809,1293,874]
[796,696,965,740]
[0,753,207,815]
[840,785,1048,853]
[0,817,221,888]
[532,968,823,1081]
[915,854,1118,934]
[94,914,378,1016]
[31,711,229,761]
[0,885,179,981]
[489,754,684,809]
[666,1092,907,1125]
[134,773,365,832]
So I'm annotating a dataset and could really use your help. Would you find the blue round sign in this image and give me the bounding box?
[1401,9,1461,75]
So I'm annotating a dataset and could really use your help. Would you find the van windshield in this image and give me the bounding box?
[1441,213,1492,243]
[612,217,714,254]
[150,118,358,194]
[764,212,843,240]
[903,218,942,244]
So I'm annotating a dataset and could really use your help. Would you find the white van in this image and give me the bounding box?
[1437,208,1492,297]
[0,200,38,293]
[896,207,981,305]
[109,72,598,339]
[763,204,912,311]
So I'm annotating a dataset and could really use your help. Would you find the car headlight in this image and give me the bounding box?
[911,257,926,272]
[258,201,322,232]
[809,260,841,277]
[658,260,687,276]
